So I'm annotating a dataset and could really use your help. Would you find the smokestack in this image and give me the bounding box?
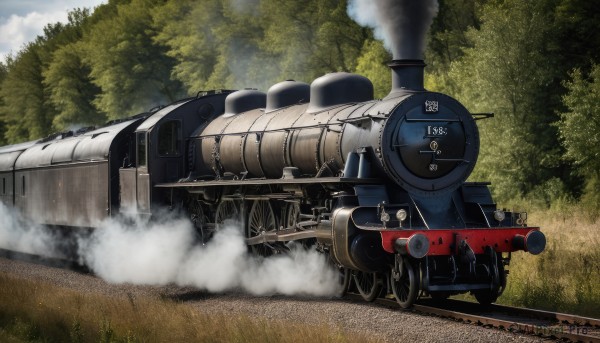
[346,0,438,96]
[388,59,426,95]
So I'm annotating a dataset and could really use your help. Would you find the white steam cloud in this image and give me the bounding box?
[347,0,439,59]
[0,203,340,297]
[0,203,63,258]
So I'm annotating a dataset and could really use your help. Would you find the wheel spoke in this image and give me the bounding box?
[285,203,300,229]
[353,271,381,302]
[247,200,277,257]
[215,200,239,229]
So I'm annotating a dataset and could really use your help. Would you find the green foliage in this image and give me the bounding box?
[450,0,562,202]
[424,0,483,94]
[427,0,483,68]
[554,0,600,75]
[44,42,105,130]
[0,62,7,145]
[0,43,51,142]
[0,8,99,143]
[152,0,223,93]
[83,0,184,119]
[558,65,600,214]
[0,0,600,211]
[259,0,370,82]
[154,0,370,93]
[558,66,600,176]
[42,9,105,131]
[354,40,391,99]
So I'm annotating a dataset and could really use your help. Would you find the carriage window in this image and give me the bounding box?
[22,175,25,196]
[137,132,147,167]
[158,120,181,156]
[2,178,5,194]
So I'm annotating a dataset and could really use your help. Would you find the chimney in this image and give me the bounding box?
[388,59,426,96]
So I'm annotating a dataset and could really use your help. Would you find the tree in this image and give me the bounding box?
[427,0,483,68]
[83,0,184,118]
[259,0,370,83]
[449,0,562,203]
[0,8,102,142]
[558,66,600,211]
[0,62,7,145]
[154,0,371,93]
[152,0,224,93]
[44,42,104,130]
[425,0,484,94]
[206,0,276,90]
[354,39,391,99]
[554,0,600,76]
[42,9,105,130]
[0,43,50,142]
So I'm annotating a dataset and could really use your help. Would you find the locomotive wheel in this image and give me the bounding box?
[215,199,240,229]
[286,202,314,249]
[188,198,210,242]
[337,267,351,297]
[247,200,277,257]
[331,263,351,298]
[352,271,382,302]
[473,248,504,306]
[391,257,420,309]
[285,202,300,229]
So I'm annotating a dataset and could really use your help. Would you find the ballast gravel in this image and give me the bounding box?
[0,257,546,342]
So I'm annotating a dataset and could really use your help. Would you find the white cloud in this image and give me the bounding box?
[0,0,105,64]
[0,11,67,62]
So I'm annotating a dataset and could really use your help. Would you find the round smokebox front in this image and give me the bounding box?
[381,92,479,196]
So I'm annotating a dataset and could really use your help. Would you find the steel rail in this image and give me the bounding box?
[410,302,600,343]
[347,293,600,343]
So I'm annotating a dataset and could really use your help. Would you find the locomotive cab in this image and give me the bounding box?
[118,92,231,216]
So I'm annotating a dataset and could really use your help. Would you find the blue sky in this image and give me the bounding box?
[0,0,106,63]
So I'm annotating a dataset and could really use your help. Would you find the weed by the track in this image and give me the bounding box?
[497,206,600,317]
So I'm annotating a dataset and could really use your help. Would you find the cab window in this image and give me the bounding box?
[137,132,147,167]
[157,120,181,156]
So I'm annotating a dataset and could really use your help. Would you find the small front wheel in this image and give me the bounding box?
[390,257,420,308]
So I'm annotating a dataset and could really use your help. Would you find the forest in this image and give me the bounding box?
[0,0,599,211]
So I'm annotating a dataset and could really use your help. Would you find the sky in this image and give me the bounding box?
[0,0,106,63]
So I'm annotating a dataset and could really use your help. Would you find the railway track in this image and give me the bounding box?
[413,299,600,342]
[347,293,600,342]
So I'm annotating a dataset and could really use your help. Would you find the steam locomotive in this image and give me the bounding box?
[0,59,545,308]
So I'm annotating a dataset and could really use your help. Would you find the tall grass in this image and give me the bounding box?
[0,274,377,343]
[497,204,600,317]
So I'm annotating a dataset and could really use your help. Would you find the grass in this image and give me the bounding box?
[0,274,377,343]
[1,206,597,342]
[495,205,600,317]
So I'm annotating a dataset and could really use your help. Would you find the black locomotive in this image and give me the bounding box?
[0,59,545,307]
